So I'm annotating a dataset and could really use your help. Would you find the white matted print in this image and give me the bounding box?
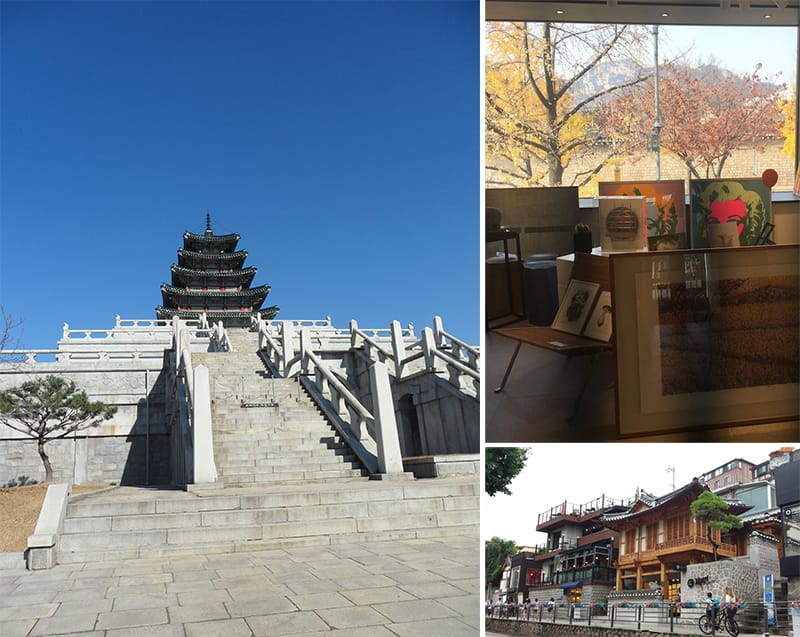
[552,280,600,336]
[582,291,613,342]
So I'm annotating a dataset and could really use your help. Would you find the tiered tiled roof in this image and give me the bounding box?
[156,213,279,326]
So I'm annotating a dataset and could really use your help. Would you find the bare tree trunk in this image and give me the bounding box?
[37,439,53,483]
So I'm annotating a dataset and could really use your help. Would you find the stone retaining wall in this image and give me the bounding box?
[0,361,169,486]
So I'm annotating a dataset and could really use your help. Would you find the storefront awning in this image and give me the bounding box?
[561,581,583,590]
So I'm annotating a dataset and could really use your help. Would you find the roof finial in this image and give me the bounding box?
[205,210,212,235]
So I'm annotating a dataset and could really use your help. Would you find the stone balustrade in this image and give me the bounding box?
[0,313,478,485]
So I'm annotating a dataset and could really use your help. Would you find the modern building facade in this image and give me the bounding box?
[507,495,631,606]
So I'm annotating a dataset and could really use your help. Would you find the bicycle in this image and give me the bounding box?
[697,606,739,636]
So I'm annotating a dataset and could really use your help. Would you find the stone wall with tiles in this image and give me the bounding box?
[680,532,781,605]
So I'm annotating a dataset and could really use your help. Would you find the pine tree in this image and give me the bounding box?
[0,376,117,482]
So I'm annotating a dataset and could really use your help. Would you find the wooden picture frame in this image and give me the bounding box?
[599,179,687,237]
[611,245,799,437]
[552,279,600,336]
[648,232,687,252]
[597,196,647,252]
[582,290,613,342]
[689,178,772,248]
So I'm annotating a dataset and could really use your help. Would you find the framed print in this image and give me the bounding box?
[689,178,771,248]
[582,290,613,342]
[552,279,600,336]
[794,165,800,196]
[611,245,799,437]
[599,179,686,237]
[708,221,740,248]
[486,186,580,257]
[598,196,647,252]
[648,232,687,252]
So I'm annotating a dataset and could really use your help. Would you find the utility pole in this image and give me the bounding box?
[652,25,662,180]
[666,465,675,491]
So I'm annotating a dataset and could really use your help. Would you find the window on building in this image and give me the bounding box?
[624,529,636,554]
[485,22,798,197]
[510,566,521,589]
[646,523,659,550]
[666,514,689,541]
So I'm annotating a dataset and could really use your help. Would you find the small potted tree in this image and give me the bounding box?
[573,222,593,254]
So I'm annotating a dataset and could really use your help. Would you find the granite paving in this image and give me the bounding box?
[0,533,479,636]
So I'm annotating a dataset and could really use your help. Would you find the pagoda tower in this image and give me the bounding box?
[156,213,279,327]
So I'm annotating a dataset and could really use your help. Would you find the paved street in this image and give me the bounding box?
[0,534,478,637]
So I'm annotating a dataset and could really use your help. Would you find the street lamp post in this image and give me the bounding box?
[652,25,662,180]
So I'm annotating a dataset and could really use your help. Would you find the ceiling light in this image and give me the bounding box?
[661,12,670,17]
[556,9,565,14]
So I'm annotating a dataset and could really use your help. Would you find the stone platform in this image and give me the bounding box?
[1,533,478,636]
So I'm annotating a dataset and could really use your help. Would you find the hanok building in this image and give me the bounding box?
[600,479,753,604]
[522,495,631,605]
[156,214,279,327]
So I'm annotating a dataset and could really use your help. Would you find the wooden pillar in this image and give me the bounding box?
[660,562,667,590]
[636,566,642,590]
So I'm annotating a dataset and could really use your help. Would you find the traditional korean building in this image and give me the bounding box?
[600,479,752,604]
[521,494,632,605]
[156,214,279,326]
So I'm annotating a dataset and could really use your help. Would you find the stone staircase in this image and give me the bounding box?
[194,348,367,486]
[56,477,479,564]
[54,332,479,564]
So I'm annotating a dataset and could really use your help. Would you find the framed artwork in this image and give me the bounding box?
[486,186,580,257]
[689,178,771,248]
[611,245,799,437]
[598,196,647,252]
[599,179,686,237]
[707,221,740,248]
[552,279,600,336]
[648,232,687,252]
[582,291,613,342]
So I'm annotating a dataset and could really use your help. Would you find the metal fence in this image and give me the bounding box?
[486,600,798,635]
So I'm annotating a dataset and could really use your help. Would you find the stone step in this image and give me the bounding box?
[213,437,348,448]
[214,454,360,468]
[56,479,479,563]
[219,468,366,482]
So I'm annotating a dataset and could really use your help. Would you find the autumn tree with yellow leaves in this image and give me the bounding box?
[485,21,651,188]
[779,85,797,160]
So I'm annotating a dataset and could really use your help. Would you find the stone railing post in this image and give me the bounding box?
[350,319,361,348]
[283,321,297,376]
[191,364,218,484]
[368,360,405,476]
[422,327,437,372]
[390,320,406,378]
[433,315,446,348]
[299,328,311,375]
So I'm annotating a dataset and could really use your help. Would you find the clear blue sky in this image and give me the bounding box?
[1,0,479,350]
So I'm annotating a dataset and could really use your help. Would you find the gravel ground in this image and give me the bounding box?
[0,484,102,552]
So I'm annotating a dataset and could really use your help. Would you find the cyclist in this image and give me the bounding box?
[724,585,738,619]
[705,591,720,626]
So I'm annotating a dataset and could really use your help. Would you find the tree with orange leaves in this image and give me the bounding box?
[598,62,785,180]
